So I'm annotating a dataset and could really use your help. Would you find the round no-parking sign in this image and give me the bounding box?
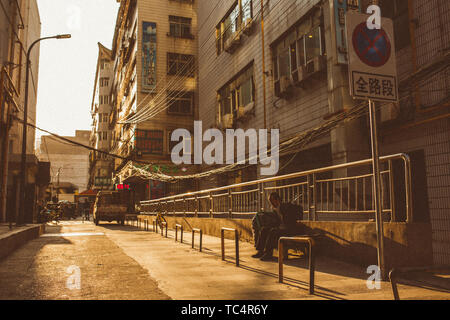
[346,11,398,102]
[352,23,391,68]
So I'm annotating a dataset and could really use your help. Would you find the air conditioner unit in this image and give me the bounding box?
[220,113,234,129]
[291,66,306,87]
[224,33,241,53]
[279,75,295,98]
[305,55,326,75]
[236,101,255,121]
[242,18,254,35]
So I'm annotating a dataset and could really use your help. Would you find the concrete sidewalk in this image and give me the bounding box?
[101,223,450,300]
[0,223,45,260]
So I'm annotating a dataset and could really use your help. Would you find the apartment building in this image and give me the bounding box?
[109,0,198,201]
[198,0,450,265]
[88,43,114,191]
[0,0,42,223]
[38,130,91,194]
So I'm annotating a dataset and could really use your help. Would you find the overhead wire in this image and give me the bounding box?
[120,0,284,125]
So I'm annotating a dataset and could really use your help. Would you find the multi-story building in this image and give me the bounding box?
[198,0,450,266]
[0,0,42,223]
[109,0,198,201]
[88,43,114,191]
[38,130,91,197]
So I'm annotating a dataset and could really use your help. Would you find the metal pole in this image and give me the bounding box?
[368,99,386,280]
[18,35,71,225]
[260,0,267,129]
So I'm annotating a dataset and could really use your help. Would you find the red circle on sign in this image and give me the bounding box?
[352,23,391,68]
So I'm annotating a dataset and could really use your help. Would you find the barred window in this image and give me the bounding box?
[169,16,193,38]
[167,91,194,115]
[167,53,195,77]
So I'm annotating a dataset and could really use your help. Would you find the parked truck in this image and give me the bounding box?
[93,190,135,225]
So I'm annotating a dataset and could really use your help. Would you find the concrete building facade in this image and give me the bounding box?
[88,43,115,191]
[197,0,450,265]
[109,0,199,200]
[37,130,91,196]
[0,0,42,223]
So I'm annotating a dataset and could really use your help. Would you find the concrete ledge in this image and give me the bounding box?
[0,224,46,261]
[137,215,433,269]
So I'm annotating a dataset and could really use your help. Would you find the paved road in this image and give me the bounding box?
[0,220,170,300]
[0,220,448,300]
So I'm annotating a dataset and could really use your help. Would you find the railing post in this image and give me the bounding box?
[183,197,187,217]
[260,183,265,212]
[209,192,213,218]
[307,175,313,221]
[258,183,263,212]
[235,229,239,267]
[228,189,232,218]
[388,160,396,222]
[312,173,317,221]
[195,195,198,217]
[402,155,413,223]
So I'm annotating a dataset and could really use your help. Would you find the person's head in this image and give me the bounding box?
[269,192,281,209]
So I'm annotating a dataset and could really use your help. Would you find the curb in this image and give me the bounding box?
[0,224,46,261]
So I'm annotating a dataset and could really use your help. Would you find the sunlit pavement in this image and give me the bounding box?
[0,220,448,300]
[0,220,170,300]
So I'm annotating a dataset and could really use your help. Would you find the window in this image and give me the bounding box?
[167,53,195,77]
[216,0,253,55]
[99,95,110,105]
[272,10,324,85]
[218,64,254,117]
[167,91,194,115]
[169,16,193,38]
[98,132,108,141]
[100,77,109,87]
[380,0,410,50]
[100,59,109,70]
[99,113,109,123]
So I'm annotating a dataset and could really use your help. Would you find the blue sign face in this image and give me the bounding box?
[352,23,391,67]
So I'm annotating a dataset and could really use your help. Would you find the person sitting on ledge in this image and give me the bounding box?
[252,192,303,261]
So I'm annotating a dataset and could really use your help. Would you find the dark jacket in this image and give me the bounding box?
[278,203,303,231]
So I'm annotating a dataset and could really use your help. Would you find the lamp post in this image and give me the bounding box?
[18,34,71,225]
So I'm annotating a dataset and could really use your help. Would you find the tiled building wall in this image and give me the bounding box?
[381,0,450,265]
[136,0,198,158]
[198,0,330,189]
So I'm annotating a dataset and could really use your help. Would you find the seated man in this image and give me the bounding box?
[253,192,303,261]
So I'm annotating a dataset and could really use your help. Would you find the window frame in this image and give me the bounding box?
[216,0,253,55]
[169,15,194,39]
[218,63,255,117]
[167,52,195,77]
[166,91,194,115]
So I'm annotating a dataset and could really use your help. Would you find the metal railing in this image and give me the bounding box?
[140,153,413,223]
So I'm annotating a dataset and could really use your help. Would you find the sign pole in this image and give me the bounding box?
[368,99,386,280]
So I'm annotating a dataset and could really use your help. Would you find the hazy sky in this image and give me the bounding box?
[35,0,119,141]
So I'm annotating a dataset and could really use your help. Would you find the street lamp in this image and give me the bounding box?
[18,34,71,225]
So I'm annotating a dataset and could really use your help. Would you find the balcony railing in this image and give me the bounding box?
[140,153,413,223]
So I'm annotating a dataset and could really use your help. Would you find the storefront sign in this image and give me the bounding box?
[136,129,164,155]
